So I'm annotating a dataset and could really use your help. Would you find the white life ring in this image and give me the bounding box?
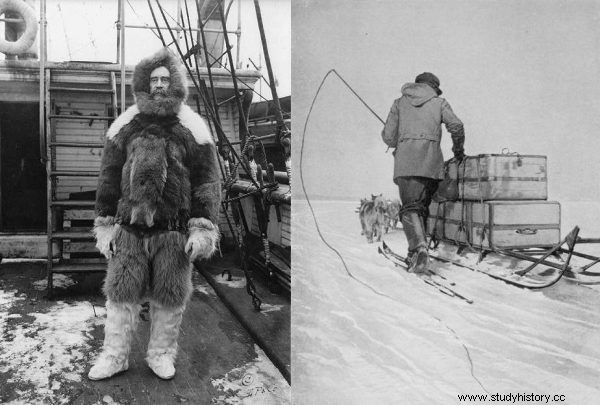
[0,0,38,55]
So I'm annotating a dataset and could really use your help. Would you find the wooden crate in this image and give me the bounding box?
[428,200,560,249]
[447,154,547,200]
[428,201,469,244]
[471,200,560,249]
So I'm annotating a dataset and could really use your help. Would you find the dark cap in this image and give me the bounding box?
[415,72,442,95]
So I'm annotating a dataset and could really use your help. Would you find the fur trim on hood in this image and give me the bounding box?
[133,48,188,117]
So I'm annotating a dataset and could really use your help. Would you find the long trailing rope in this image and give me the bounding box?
[300,68,490,395]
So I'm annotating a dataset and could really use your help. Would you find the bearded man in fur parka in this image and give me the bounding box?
[88,48,221,380]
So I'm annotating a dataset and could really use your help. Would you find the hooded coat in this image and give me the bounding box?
[381,82,464,181]
[95,48,221,232]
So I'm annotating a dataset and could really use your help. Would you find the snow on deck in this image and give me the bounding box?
[0,263,289,404]
[293,200,600,404]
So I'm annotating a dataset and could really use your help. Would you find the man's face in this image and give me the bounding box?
[149,66,170,97]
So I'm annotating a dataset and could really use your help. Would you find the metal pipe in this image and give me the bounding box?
[197,0,222,120]
[176,0,182,47]
[0,18,24,23]
[253,0,284,127]
[179,11,190,65]
[147,0,166,47]
[39,0,53,291]
[228,133,276,145]
[116,0,121,64]
[123,24,234,34]
[217,93,239,107]
[248,57,272,89]
[236,0,242,69]
[39,0,46,163]
[201,2,219,26]
[120,0,126,112]
[218,1,249,146]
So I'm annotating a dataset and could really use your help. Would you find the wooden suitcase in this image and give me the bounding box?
[470,200,560,249]
[428,201,469,244]
[446,154,547,201]
[428,200,560,249]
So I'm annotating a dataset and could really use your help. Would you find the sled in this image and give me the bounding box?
[426,224,600,288]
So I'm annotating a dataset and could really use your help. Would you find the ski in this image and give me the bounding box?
[381,243,455,285]
[563,270,600,285]
[377,245,474,304]
[382,239,569,289]
[423,245,567,289]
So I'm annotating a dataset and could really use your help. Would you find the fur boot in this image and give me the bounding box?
[88,300,139,380]
[146,301,186,379]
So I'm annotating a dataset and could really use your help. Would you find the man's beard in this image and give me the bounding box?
[151,89,168,100]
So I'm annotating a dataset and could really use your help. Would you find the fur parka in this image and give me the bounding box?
[95,48,221,233]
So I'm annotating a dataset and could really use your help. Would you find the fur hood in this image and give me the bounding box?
[133,48,188,117]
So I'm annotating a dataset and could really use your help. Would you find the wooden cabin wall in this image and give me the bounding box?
[239,198,291,248]
[53,93,109,200]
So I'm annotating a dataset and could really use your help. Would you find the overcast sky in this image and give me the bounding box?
[293,0,600,202]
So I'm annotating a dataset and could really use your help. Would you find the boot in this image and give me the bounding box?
[411,246,429,274]
[88,301,139,380]
[401,211,429,274]
[146,302,185,380]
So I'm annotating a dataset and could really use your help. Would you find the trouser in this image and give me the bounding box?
[91,226,192,379]
[103,226,193,308]
[397,176,439,255]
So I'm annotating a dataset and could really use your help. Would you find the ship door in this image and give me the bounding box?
[0,102,46,232]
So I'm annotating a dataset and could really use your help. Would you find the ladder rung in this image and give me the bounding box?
[51,262,107,273]
[50,171,99,177]
[49,114,114,120]
[50,142,104,148]
[49,87,114,94]
[51,200,95,207]
[51,231,94,240]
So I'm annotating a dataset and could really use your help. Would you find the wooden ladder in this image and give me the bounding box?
[45,68,119,297]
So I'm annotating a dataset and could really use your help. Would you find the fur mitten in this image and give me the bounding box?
[185,218,220,261]
[93,216,119,259]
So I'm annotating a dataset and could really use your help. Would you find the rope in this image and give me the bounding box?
[455,160,473,248]
[127,0,163,42]
[475,157,489,260]
[146,0,167,46]
[300,69,490,395]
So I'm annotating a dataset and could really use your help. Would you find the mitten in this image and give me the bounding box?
[453,148,465,162]
[93,216,118,259]
[185,218,220,261]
